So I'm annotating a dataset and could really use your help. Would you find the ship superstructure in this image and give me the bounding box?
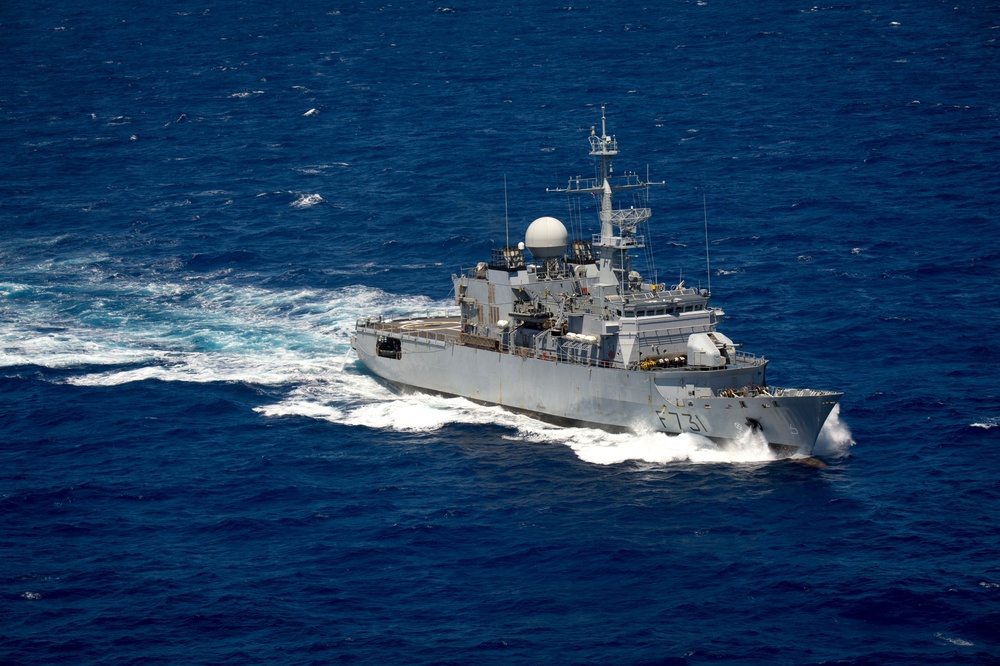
[352,108,841,455]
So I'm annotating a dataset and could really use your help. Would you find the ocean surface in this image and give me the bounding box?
[2,1,999,663]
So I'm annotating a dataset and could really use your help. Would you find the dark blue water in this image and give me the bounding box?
[2,2,999,663]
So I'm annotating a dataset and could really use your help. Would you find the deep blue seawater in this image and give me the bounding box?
[2,1,999,663]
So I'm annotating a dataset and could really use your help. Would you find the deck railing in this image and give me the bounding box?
[357,317,768,372]
[356,317,456,346]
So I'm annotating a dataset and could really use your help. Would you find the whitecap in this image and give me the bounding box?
[291,193,324,208]
[935,632,973,647]
[256,396,345,422]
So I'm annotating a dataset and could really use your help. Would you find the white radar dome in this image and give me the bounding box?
[524,216,568,259]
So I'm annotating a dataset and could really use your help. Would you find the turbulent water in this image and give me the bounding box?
[2,2,999,664]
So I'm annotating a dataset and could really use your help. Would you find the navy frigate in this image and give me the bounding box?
[351,108,841,456]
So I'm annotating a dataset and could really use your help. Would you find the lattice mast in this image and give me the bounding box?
[547,105,662,292]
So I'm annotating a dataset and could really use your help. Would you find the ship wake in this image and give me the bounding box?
[0,267,850,466]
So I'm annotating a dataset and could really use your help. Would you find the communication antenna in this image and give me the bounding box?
[703,193,712,295]
[645,163,657,285]
[504,173,510,250]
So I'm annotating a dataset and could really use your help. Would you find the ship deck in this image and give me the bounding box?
[356,315,770,372]
[358,316,463,344]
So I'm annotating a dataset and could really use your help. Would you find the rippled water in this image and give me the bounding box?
[2,1,998,663]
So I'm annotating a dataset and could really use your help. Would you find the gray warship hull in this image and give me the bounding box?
[352,316,839,455]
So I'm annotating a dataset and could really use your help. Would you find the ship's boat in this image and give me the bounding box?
[352,108,842,456]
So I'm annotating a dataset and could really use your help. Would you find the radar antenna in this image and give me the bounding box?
[547,106,664,292]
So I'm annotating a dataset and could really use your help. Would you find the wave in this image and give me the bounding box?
[290,193,324,208]
[0,272,453,389]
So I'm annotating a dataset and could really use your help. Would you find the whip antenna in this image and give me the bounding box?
[504,174,510,251]
[703,193,712,295]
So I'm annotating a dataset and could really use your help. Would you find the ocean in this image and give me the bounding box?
[2,1,998,663]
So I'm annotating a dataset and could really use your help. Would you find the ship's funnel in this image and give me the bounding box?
[524,216,568,259]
